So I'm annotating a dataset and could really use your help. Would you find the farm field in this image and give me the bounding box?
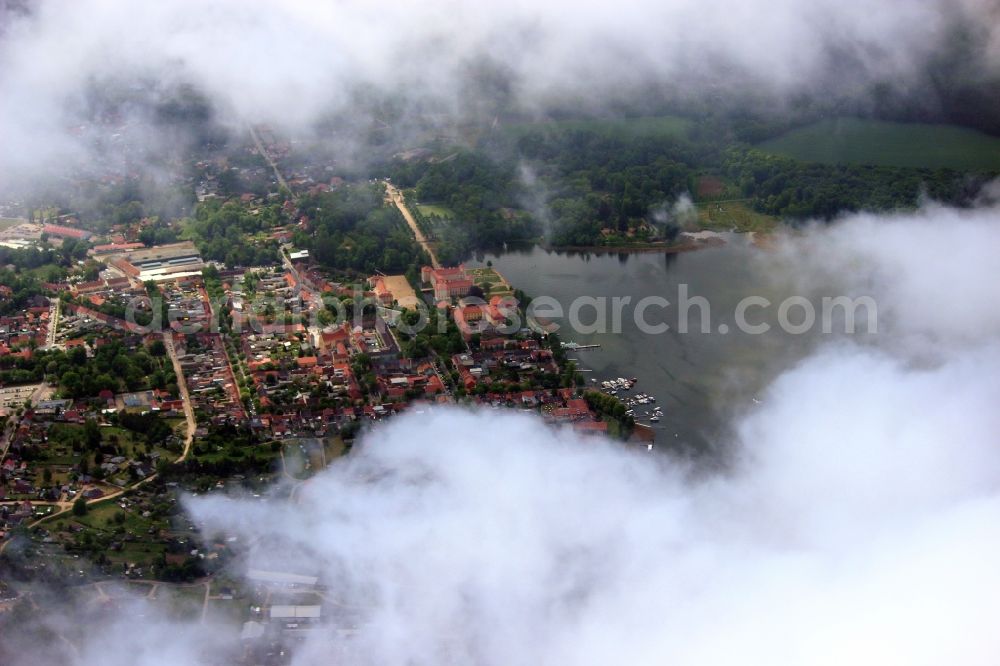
[757,118,1000,171]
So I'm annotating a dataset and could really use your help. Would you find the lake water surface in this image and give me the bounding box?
[470,238,845,453]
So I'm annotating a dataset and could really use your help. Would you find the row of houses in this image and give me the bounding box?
[173,332,246,424]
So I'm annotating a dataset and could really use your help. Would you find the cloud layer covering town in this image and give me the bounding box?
[2,0,1000,179]
[5,199,1000,664]
[3,2,1000,663]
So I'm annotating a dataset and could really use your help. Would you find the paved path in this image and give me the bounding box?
[163,331,196,462]
[384,181,440,268]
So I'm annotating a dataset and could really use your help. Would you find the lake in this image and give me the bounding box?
[469,238,862,454]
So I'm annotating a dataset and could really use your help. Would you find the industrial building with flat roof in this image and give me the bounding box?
[108,241,205,283]
[270,605,322,620]
[246,569,319,588]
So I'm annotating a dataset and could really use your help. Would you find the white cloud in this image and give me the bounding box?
[1,0,999,179]
[174,344,1000,666]
[766,203,1000,348]
[180,201,1000,664]
[2,9,1000,656]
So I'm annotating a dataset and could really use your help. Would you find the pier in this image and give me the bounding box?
[561,342,601,351]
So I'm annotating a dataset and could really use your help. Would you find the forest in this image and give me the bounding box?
[0,340,176,399]
[183,198,281,267]
[724,149,992,219]
[512,128,697,245]
[387,116,1000,251]
[388,150,539,262]
[0,270,49,316]
[293,185,428,276]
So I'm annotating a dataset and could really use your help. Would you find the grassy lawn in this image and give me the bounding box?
[166,417,188,442]
[192,442,279,467]
[467,266,510,290]
[70,501,126,529]
[0,217,25,230]
[696,201,778,233]
[757,118,1000,171]
[467,267,514,298]
[415,204,454,219]
[59,496,162,530]
[323,436,346,463]
[109,540,167,565]
[101,426,142,455]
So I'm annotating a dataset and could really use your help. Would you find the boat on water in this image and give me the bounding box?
[601,377,636,392]
[562,341,602,350]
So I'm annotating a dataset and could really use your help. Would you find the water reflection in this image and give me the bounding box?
[469,240,858,455]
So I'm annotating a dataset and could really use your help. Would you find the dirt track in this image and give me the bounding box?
[385,181,440,268]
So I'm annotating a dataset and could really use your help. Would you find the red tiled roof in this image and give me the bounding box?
[43,224,89,239]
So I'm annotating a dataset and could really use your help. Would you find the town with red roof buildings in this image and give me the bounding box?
[0,178,642,563]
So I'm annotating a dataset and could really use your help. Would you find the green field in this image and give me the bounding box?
[505,114,692,139]
[697,201,778,233]
[415,204,455,219]
[757,118,1000,171]
[0,217,25,230]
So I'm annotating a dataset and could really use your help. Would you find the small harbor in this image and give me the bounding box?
[591,376,664,425]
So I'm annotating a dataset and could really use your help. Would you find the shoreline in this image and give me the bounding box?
[537,236,727,255]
